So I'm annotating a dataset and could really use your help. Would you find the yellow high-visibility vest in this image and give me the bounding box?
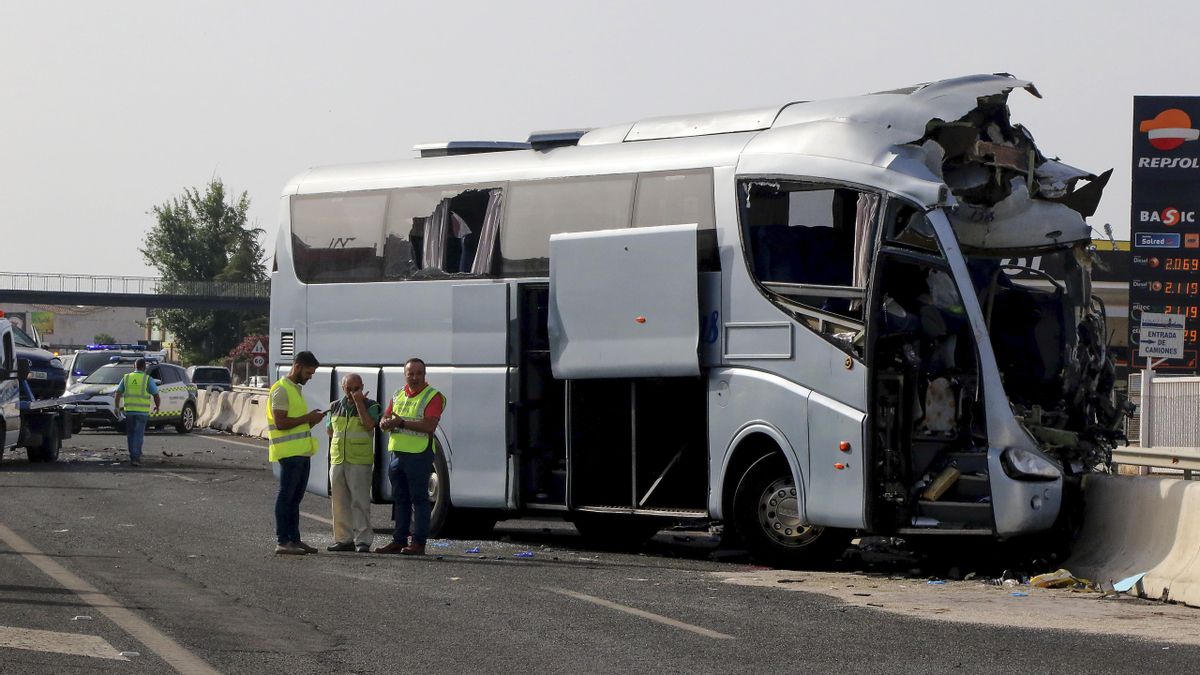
[386,386,441,454]
[330,399,375,465]
[266,377,317,462]
[120,371,152,414]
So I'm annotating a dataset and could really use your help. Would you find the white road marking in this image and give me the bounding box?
[0,521,220,674]
[192,434,265,450]
[300,511,333,525]
[549,588,734,640]
[0,625,127,661]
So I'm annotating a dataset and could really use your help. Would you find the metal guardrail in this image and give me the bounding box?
[1116,374,1200,478]
[0,272,269,299]
[1112,446,1200,474]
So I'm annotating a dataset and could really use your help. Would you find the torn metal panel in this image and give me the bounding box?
[948,179,1092,252]
[741,73,1108,251]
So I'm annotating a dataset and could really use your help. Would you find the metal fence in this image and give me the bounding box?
[1115,374,1200,476]
[0,272,269,299]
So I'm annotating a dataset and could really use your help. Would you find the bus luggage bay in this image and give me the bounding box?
[269,74,1129,566]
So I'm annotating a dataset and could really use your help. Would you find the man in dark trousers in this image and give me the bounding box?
[266,351,325,555]
[375,358,446,555]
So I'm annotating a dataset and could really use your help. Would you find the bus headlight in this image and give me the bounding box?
[1001,447,1060,482]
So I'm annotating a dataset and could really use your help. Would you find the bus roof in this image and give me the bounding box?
[287,74,1106,240]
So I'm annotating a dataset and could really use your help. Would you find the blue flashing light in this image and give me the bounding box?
[86,344,147,351]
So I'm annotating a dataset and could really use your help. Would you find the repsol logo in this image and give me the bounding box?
[1137,156,1200,168]
[1140,207,1196,226]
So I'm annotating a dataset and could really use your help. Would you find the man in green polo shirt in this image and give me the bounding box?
[326,373,381,552]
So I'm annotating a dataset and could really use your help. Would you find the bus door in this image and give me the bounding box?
[444,282,510,510]
[548,224,708,514]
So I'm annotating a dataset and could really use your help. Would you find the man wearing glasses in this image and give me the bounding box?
[326,373,382,552]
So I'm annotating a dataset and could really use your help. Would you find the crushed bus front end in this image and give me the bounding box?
[868,77,1132,538]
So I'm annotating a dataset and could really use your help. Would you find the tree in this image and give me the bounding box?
[93,332,116,345]
[141,179,268,364]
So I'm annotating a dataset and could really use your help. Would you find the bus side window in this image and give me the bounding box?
[291,192,389,283]
[740,182,881,319]
[634,170,718,271]
[501,175,636,277]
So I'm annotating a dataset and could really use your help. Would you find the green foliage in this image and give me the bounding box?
[93,332,116,344]
[142,179,268,364]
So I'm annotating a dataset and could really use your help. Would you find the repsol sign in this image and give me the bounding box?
[1136,156,1200,169]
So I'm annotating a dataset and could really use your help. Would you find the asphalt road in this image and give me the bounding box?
[0,428,1196,674]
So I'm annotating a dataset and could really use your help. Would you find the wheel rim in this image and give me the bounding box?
[182,407,194,430]
[756,477,824,548]
[427,471,439,504]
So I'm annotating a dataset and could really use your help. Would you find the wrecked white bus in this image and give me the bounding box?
[268,74,1129,566]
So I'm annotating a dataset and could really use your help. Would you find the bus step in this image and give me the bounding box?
[575,505,709,519]
[916,500,992,527]
[895,527,994,536]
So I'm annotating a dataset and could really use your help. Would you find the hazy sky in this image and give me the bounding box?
[3,1,1198,277]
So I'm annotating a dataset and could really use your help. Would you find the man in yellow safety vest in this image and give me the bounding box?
[266,351,326,555]
[375,357,446,556]
[325,373,381,552]
[113,358,161,467]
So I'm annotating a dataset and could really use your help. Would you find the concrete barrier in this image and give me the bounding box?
[210,392,237,432]
[195,388,269,439]
[231,394,266,437]
[243,395,268,438]
[1068,474,1200,607]
[196,389,213,428]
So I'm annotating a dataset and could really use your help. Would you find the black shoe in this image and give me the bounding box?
[355,543,371,553]
[294,541,319,553]
[327,542,355,552]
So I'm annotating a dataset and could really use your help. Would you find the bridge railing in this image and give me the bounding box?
[0,272,269,298]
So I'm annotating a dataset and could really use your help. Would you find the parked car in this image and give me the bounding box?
[10,324,66,399]
[186,365,233,392]
[68,360,198,432]
[65,344,152,389]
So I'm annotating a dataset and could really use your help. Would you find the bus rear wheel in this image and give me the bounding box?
[732,453,850,569]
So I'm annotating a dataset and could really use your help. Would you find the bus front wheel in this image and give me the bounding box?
[732,453,850,569]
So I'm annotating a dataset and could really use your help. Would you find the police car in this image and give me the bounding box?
[66,350,198,433]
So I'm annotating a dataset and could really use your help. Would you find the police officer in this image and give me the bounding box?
[375,357,446,555]
[112,358,160,467]
[267,351,325,555]
[326,373,381,552]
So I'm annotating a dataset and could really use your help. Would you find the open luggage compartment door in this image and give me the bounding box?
[549,223,700,379]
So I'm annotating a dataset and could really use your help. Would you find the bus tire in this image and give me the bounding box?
[176,403,196,434]
[427,450,451,537]
[571,513,663,550]
[732,453,850,569]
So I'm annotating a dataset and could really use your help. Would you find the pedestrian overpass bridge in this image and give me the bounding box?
[0,272,269,311]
